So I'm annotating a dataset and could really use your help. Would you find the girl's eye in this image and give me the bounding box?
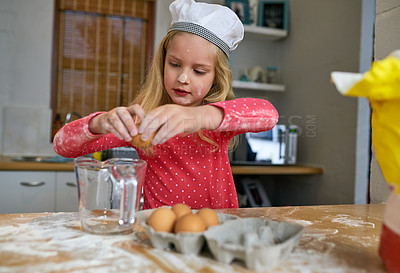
[169,62,180,67]
[194,69,206,75]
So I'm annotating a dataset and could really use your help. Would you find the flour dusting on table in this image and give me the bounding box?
[331,214,375,228]
[0,208,387,273]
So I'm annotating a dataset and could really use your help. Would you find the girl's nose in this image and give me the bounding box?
[177,73,189,84]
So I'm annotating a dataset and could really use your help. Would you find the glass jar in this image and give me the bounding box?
[267,66,278,84]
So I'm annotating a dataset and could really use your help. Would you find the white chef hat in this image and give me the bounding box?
[168,0,244,57]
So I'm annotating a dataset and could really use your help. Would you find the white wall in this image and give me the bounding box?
[252,0,364,206]
[154,0,174,51]
[0,0,55,156]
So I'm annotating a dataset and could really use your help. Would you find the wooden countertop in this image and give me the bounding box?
[0,156,323,174]
[0,204,387,272]
[0,156,75,171]
[230,164,323,175]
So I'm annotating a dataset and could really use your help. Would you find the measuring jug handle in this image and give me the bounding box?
[119,176,137,226]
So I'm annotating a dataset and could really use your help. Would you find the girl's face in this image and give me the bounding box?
[164,33,216,107]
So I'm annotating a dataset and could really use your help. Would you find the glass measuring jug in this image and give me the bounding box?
[74,157,147,235]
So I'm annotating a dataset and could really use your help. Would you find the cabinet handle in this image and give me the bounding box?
[20,181,45,187]
[66,182,77,188]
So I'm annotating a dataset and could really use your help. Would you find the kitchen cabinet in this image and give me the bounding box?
[232,25,287,93]
[0,171,55,213]
[0,171,78,213]
[55,171,78,212]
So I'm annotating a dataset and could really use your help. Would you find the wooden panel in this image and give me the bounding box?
[55,1,150,122]
[60,0,153,19]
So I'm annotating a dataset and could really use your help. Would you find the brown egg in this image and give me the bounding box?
[131,121,158,148]
[171,203,192,219]
[131,132,157,148]
[147,207,176,232]
[174,214,206,233]
[196,208,220,228]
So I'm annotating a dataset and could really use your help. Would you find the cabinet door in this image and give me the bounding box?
[55,172,79,212]
[0,171,56,213]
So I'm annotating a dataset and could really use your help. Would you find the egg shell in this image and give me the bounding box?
[196,208,220,228]
[171,203,192,219]
[131,132,156,148]
[147,207,176,232]
[174,213,206,233]
[131,121,158,148]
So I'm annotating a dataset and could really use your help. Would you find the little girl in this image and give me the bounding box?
[53,0,279,210]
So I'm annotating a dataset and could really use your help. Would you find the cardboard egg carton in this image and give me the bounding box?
[204,218,304,271]
[137,210,303,271]
[139,212,239,255]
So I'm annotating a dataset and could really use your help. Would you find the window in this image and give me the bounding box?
[51,0,154,137]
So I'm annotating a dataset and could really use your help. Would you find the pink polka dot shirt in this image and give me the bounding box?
[53,98,278,209]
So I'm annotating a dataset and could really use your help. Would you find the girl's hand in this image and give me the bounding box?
[138,104,223,145]
[89,104,146,142]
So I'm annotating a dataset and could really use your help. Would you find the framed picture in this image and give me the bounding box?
[258,0,289,30]
[225,0,250,25]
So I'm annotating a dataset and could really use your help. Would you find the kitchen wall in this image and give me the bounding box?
[0,0,377,205]
[267,0,368,206]
[0,0,55,156]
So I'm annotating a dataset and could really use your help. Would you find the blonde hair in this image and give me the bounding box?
[132,30,238,151]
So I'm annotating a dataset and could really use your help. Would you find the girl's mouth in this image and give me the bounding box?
[174,88,190,96]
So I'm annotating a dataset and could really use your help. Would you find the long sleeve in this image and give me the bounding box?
[53,98,278,209]
[210,97,278,135]
[53,112,127,158]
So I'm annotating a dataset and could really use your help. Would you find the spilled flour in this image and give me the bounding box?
[0,212,387,273]
[331,214,375,228]
[0,213,149,272]
[0,213,242,273]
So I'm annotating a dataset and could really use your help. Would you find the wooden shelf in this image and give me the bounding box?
[234,26,287,92]
[233,80,285,92]
[231,165,323,175]
[244,25,287,41]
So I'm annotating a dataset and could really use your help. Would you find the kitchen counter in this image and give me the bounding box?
[0,156,323,174]
[0,156,74,171]
[0,204,387,272]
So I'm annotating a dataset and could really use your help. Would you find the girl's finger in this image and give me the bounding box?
[102,121,124,140]
[128,104,146,120]
[108,112,132,141]
[139,108,167,139]
[126,104,146,136]
[116,107,137,137]
[152,118,182,145]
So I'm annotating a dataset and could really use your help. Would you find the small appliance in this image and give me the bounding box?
[230,124,298,165]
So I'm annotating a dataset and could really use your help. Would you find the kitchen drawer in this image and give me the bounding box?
[0,171,56,213]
